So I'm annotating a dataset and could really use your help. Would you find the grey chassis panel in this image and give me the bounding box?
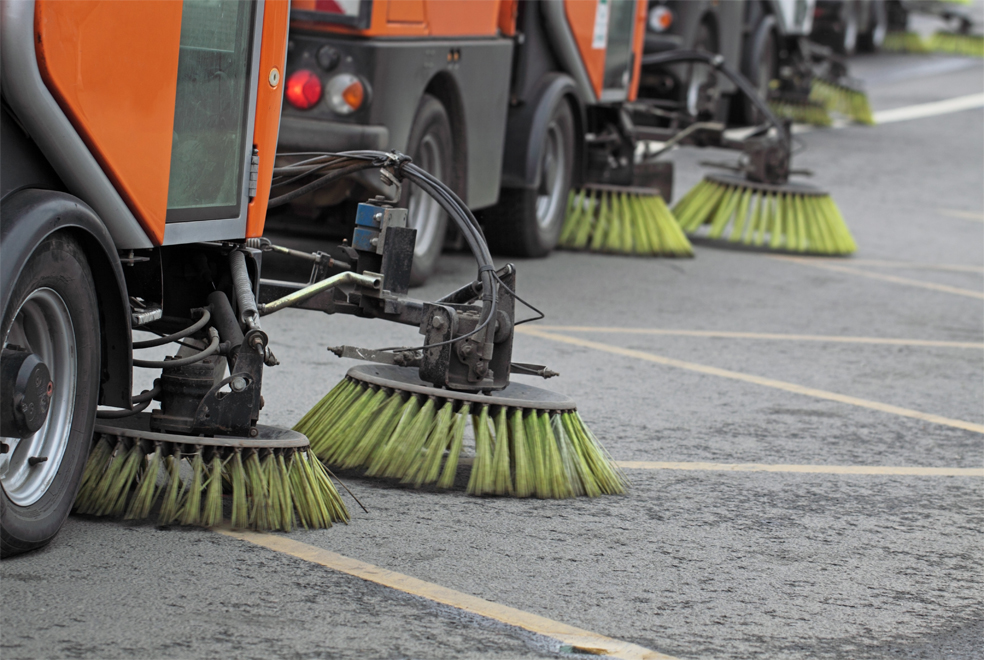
[281,35,513,209]
[0,0,152,249]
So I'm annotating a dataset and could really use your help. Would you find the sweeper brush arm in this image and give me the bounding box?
[258,151,542,394]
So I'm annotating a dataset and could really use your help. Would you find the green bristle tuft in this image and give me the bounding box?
[560,188,693,256]
[436,403,469,489]
[177,449,204,526]
[79,439,127,515]
[467,406,495,496]
[769,98,832,127]
[810,78,874,125]
[382,397,436,480]
[411,400,455,487]
[245,450,271,530]
[229,450,248,529]
[509,409,533,498]
[929,31,984,57]
[201,455,224,528]
[672,178,856,255]
[490,407,514,496]
[882,31,931,53]
[105,441,144,517]
[552,414,584,497]
[307,453,349,524]
[158,448,184,525]
[73,436,116,514]
[275,453,294,531]
[346,390,405,468]
[523,409,547,497]
[125,443,163,520]
[366,394,421,476]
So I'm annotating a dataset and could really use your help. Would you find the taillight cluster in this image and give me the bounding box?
[284,45,366,115]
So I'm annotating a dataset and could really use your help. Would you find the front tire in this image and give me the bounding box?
[481,99,575,257]
[404,94,453,286]
[1,233,100,557]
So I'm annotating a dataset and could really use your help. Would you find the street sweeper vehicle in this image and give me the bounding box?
[1,0,624,557]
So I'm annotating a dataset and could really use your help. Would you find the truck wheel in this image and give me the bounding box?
[482,99,575,257]
[744,19,777,125]
[404,94,452,286]
[837,1,860,55]
[857,0,887,52]
[1,233,100,557]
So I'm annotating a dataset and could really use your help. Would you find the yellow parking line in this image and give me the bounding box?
[527,326,982,350]
[939,209,984,222]
[516,328,984,435]
[615,461,983,477]
[217,530,676,660]
[772,256,984,300]
[816,259,983,274]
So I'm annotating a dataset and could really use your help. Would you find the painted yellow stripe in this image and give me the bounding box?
[938,209,984,223]
[217,530,676,660]
[615,461,983,477]
[816,258,983,274]
[772,256,984,300]
[527,326,982,350]
[516,327,984,435]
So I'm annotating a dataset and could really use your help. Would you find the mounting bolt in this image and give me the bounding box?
[431,315,445,330]
[460,343,474,357]
[249,427,259,438]
[230,376,248,392]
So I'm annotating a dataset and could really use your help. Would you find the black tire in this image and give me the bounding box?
[1,232,100,557]
[481,99,575,257]
[744,19,777,125]
[857,0,887,52]
[403,94,452,286]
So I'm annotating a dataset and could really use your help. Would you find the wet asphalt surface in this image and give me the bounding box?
[3,41,983,660]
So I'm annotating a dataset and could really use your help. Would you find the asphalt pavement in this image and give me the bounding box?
[2,41,982,660]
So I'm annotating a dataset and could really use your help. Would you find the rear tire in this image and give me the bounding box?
[1,233,100,557]
[481,99,575,257]
[404,94,452,286]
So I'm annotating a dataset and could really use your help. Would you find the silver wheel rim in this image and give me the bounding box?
[535,121,566,230]
[1,288,77,506]
[408,133,446,262]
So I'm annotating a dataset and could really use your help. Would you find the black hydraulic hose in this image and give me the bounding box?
[267,162,376,208]
[96,399,151,419]
[132,328,220,369]
[207,290,245,350]
[132,309,211,349]
[640,49,789,146]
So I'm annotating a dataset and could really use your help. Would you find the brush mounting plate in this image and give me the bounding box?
[96,413,309,449]
[706,174,827,197]
[347,364,577,411]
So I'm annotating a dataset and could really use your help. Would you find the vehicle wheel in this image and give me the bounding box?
[838,1,860,55]
[857,0,887,52]
[1,233,100,557]
[481,99,575,257]
[685,21,719,118]
[744,20,777,125]
[403,94,452,286]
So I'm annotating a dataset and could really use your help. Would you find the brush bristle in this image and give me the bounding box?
[295,379,627,499]
[72,435,348,531]
[769,98,832,126]
[672,178,857,254]
[882,31,932,53]
[560,188,693,256]
[929,31,984,57]
[810,79,874,125]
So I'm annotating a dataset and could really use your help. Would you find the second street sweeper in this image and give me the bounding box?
[1,0,622,557]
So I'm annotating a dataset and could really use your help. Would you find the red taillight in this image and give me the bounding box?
[285,69,322,110]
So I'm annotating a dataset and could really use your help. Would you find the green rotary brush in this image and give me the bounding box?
[768,96,833,127]
[560,184,693,257]
[673,174,856,255]
[882,31,932,52]
[930,31,984,56]
[74,416,347,531]
[296,365,625,498]
[809,77,875,125]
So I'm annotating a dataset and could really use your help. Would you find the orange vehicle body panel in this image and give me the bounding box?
[34,0,183,245]
[497,0,518,36]
[627,0,646,101]
[564,0,606,99]
[247,0,291,239]
[292,0,500,37]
